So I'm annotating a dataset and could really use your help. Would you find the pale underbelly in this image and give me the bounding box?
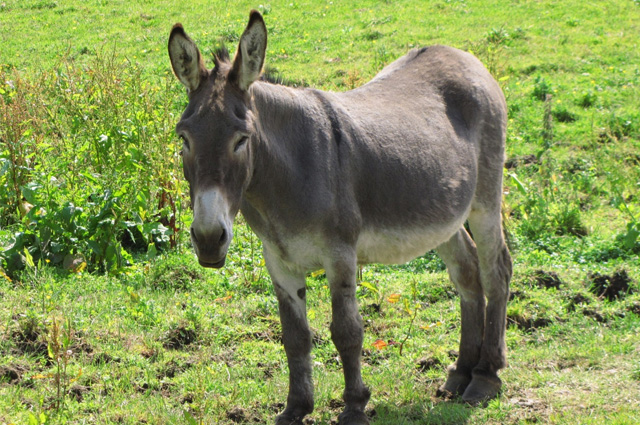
[356,219,464,265]
[259,216,466,272]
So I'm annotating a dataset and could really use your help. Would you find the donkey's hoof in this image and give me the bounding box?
[461,371,502,406]
[437,366,472,398]
[338,409,370,425]
[275,413,304,425]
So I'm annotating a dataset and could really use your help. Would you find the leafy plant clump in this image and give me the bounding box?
[0,55,188,275]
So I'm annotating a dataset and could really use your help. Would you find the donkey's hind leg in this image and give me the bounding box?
[435,228,486,397]
[463,204,512,404]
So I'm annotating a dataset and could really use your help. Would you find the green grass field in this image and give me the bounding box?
[2,0,640,424]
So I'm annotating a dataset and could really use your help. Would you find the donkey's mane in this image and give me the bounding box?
[260,66,308,88]
[212,45,305,88]
[213,46,231,68]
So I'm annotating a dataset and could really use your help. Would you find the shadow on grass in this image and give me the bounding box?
[371,399,473,424]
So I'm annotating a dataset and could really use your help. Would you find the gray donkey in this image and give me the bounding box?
[168,10,511,425]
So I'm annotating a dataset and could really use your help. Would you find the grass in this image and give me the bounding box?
[2,0,640,424]
[1,253,639,424]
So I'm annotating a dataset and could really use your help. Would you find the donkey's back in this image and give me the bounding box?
[317,45,508,264]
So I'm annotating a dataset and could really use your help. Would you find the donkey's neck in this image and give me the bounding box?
[251,81,315,150]
[241,81,340,236]
[247,81,326,190]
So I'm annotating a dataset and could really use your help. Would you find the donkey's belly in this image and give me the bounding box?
[356,219,464,265]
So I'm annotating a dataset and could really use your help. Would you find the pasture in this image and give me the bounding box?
[1,0,640,424]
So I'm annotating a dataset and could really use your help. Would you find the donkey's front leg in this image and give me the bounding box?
[265,252,314,425]
[327,255,371,425]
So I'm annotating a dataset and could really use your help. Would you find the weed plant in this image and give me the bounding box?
[0,55,189,274]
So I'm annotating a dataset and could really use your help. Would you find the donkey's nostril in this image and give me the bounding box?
[191,225,227,249]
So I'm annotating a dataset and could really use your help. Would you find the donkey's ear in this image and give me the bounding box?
[168,24,207,93]
[230,10,267,91]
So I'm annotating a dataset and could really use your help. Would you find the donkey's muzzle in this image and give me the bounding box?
[190,188,233,268]
[190,224,230,268]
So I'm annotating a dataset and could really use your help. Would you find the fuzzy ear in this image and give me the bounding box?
[231,10,267,91]
[168,24,207,92]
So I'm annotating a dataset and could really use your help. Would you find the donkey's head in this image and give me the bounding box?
[168,11,267,268]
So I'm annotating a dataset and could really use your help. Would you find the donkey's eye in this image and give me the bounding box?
[234,136,249,153]
[180,135,190,151]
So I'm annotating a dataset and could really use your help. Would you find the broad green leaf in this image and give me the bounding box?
[359,281,379,294]
[624,223,640,250]
[147,242,158,259]
[23,247,35,269]
[184,411,198,425]
[28,413,38,425]
[509,173,527,195]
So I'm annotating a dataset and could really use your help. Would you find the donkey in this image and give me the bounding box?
[168,10,511,425]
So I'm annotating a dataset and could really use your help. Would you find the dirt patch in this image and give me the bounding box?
[163,324,197,349]
[135,382,154,393]
[628,302,640,316]
[505,154,539,169]
[11,317,48,357]
[70,333,94,355]
[268,402,285,414]
[139,346,159,361]
[362,303,382,317]
[509,396,549,423]
[226,406,263,423]
[510,397,544,408]
[416,357,442,373]
[509,314,553,331]
[91,352,120,365]
[227,407,247,423]
[328,398,345,410]
[0,363,28,384]
[8,318,92,360]
[509,290,526,301]
[533,270,562,290]
[588,270,634,301]
[157,359,193,379]
[68,384,90,402]
[181,393,195,404]
[566,292,591,312]
[582,308,607,323]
